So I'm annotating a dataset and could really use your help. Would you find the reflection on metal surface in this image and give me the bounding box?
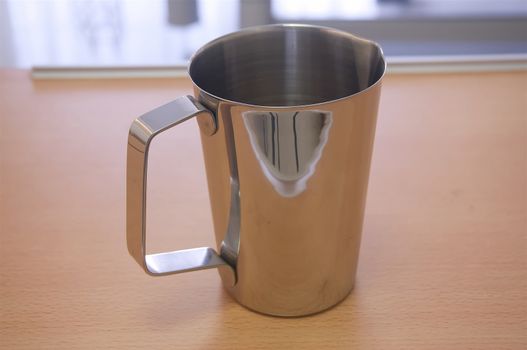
[217,113,241,268]
[243,111,332,197]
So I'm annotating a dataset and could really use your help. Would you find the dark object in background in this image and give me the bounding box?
[167,0,198,26]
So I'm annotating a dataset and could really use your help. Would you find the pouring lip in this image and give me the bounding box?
[188,23,386,109]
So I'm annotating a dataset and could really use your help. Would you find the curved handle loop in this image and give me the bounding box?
[126,95,236,284]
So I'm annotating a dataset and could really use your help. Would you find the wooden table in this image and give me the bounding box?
[1,70,526,349]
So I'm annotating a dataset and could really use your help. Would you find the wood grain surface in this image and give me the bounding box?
[0,70,526,349]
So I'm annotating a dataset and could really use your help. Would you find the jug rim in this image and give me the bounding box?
[188,23,386,109]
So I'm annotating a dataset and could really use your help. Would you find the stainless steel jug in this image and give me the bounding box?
[127,24,385,316]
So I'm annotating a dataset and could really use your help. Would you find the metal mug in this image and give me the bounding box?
[127,24,385,316]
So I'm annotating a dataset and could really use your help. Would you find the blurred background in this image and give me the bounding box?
[0,0,526,70]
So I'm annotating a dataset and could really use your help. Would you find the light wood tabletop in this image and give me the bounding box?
[1,69,526,349]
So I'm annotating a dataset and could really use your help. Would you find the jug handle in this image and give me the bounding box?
[126,95,236,285]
